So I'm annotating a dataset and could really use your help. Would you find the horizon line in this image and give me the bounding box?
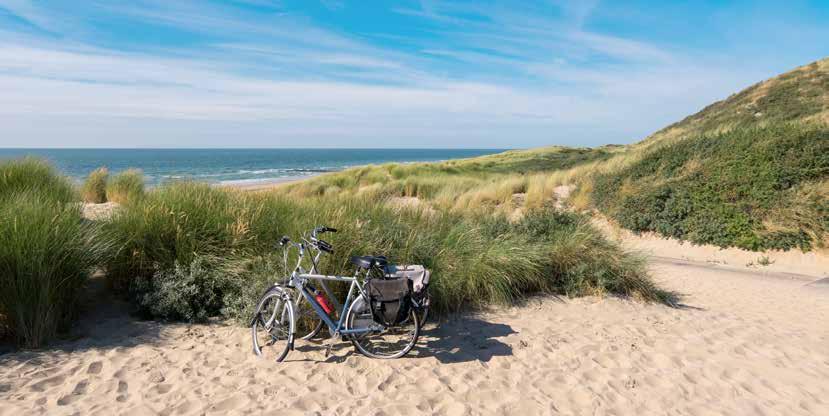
[0,147,514,150]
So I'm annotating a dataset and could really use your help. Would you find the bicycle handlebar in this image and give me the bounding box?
[312,226,337,237]
[281,226,337,251]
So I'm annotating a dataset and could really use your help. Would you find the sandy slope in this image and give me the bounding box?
[592,216,829,279]
[1,258,827,415]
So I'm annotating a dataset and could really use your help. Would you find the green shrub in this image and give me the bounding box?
[106,169,145,204]
[0,157,76,204]
[0,191,111,347]
[593,123,829,251]
[81,167,109,203]
[133,255,242,322]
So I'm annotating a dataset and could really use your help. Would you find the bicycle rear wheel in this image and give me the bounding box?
[346,300,419,359]
[251,287,294,362]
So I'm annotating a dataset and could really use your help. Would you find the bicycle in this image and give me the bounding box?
[250,226,423,361]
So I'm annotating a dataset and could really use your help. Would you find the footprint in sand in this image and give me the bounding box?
[56,379,89,406]
[87,361,103,374]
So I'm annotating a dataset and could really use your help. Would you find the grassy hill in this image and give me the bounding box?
[593,58,829,251]
[285,57,829,252]
[641,58,829,147]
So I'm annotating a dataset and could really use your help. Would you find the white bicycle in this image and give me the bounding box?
[250,226,429,361]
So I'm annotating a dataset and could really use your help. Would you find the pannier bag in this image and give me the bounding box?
[366,277,410,326]
[384,265,430,293]
[384,264,430,311]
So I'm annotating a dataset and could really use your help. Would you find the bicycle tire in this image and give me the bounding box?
[251,287,294,362]
[345,300,419,359]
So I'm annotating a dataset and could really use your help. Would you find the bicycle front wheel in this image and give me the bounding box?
[251,287,295,362]
[346,299,419,359]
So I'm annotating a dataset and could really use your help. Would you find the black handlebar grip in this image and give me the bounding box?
[317,239,334,253]
[279,236,290,246]
[325,227,338,233]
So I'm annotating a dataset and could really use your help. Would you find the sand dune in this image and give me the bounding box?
[1,257,827,415]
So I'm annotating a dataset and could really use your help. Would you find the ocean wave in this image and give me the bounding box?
[218,174,317,186]
[235,167,334,175]
[161,172,230,179]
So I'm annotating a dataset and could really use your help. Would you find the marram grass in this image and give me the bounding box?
[106,169,145,204]
[0,157,77,204]
[0,191,112,347]
[104,183,675,321]
[81,167,109,203]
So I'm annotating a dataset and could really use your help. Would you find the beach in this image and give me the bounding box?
[1,245,827,415]
[2,4,827,415]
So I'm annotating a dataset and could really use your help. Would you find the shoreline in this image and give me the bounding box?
[215,174,320,191]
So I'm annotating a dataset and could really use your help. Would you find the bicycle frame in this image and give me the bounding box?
[281,233,380,337]
[284,240,343,312]
[292,272,377,336]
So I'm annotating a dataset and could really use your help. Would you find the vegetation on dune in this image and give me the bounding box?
[276,60,829,255]
[81,167,109,203]
[282,145,616,215]
[445,145,619,174]
[0,157,77,204]
[642,58,829,147]
[103,180,672,323]
[593,123,828,250]
[106,169,145,204]
[0,165,110,347]
[0,160,107,347]
[582,59,829,251]
[103,182,280,295]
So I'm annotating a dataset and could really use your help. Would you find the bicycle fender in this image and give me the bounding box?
[249,285,283,327]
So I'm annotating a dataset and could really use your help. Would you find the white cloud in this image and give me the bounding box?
[0,1,794,147]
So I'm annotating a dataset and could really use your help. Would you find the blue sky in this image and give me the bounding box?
[0,1,827,148]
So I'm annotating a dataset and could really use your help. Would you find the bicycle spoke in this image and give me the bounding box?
[251,289,294,362]
[347,307,419,359]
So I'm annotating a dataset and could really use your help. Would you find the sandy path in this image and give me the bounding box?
[1,259,828,415]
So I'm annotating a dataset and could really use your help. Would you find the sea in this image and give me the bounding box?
[0,148,505,186]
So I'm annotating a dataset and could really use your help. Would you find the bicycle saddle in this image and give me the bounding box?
[350,255,388,269]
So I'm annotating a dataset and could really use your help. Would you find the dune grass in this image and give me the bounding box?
[106,169,145,204]
[0,157,77,204]
[281,145,616,216]
[104,182,260,291]
[0,191,111,348]
[0,160,109,347]
[81,167,109,203]
[103,180,674,322]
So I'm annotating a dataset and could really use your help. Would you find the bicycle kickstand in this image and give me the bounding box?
[323,334,337,357]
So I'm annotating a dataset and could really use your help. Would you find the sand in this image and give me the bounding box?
[1,255,827,415]
[593,216,829,278]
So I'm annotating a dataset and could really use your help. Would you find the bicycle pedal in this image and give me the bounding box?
[323,342,333,357]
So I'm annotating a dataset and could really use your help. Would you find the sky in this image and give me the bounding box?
[0,1,827,148]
